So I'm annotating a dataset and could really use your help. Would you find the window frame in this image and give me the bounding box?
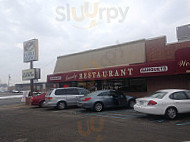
[169,91,188,100]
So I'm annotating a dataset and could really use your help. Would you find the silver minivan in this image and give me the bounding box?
[45,87,90,110]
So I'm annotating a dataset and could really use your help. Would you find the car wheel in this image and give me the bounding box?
[39,100,45,108]
[94,102,103,112]
[165,107,177,120]
[128,100,135,109]
[57,102,66,110]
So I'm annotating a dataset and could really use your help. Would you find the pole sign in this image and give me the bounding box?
[22,68,41,81]
[23,39,39,63]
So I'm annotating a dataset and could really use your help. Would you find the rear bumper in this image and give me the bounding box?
[134,105,165,115]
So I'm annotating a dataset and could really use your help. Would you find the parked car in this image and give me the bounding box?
[45,87,90,110]
[31,92,46,107]
[12,90,20,93]
[134,89,190,119]
[77,90,136,112]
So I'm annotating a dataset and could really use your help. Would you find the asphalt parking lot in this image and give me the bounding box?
[0,100,190,142]
[75,108,190,126]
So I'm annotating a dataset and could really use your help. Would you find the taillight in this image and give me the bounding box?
[148,100,157,105]
[82,97,91,101]
[46,97,53,100]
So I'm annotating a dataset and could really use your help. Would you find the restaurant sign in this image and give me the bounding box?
[23,39,39,63]
[22,68,41,81]
[47,61,175,83]
[175,47,190,73]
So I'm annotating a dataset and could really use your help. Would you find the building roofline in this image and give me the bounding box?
[146,35,167,41]
[166,39,190,46]
[57,39,145,59]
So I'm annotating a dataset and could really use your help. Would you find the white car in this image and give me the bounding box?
[134,89,190,119]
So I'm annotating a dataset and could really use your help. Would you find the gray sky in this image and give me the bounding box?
[0,0,190,85]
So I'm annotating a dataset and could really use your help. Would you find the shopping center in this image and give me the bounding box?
[47,36,190,97]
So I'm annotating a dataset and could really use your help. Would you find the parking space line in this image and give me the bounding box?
[93,111,146,116]
[74,109,171,123]
[84,113,138,119]
[150,119,165,123]
[75,109,190,125]
[74,109,147,120]
[83,112,146,120]
[105,112,145,116]
[176,122,190,126]
[75,109,141,114]
[74,109,134,114]
[87,113,145,118]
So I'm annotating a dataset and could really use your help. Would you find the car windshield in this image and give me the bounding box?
[147,91,167,99]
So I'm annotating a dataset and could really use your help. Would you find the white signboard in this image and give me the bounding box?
[140,66,168,74]
[23,39,38,62]
[22,68,41,80]
[22,69,35,80]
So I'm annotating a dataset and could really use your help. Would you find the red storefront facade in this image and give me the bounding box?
[47,37,190,97]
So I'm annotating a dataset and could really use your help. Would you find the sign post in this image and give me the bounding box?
[23,39,40,97]
[30,61,34,96]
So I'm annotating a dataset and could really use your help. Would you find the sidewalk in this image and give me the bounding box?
[0,95,23,99]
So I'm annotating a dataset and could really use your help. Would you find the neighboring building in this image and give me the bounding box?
[47,36,190,97]
[0,84,8,92]
[15,82,52,93]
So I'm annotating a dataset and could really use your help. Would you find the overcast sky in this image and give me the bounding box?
[0,0,190,85]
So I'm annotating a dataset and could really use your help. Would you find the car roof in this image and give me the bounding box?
[92,90,115,93]
[157,89,189,93]
[53,87,85,90]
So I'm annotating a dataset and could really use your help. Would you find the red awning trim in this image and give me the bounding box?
[47,60,178,83]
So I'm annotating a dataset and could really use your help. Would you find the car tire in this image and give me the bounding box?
[39,100,45,108]
[94,102,103,112]
[165,107,178,120]
[128,100,135,109]
[57,101,67,110]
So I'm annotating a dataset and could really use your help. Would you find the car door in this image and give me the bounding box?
[109,91,126,107]
[100,91,115,108]
[171,91,189,113]
[116,92,128,107]
[54,89,67,104]
[65,88,79,106]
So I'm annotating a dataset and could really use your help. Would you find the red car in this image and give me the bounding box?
[31,93,46,107]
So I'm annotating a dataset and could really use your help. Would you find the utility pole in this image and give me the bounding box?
[7,74,11,92]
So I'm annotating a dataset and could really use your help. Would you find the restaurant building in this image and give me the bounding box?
[47,36,190,97]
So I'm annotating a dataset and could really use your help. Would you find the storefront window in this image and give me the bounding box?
[102,78,147,92]
[129,78,147,92]
[57,78,147,92]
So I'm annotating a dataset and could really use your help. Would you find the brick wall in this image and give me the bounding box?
[126,74,190,98]
[145,36,190,62]
[147,74,190,92]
